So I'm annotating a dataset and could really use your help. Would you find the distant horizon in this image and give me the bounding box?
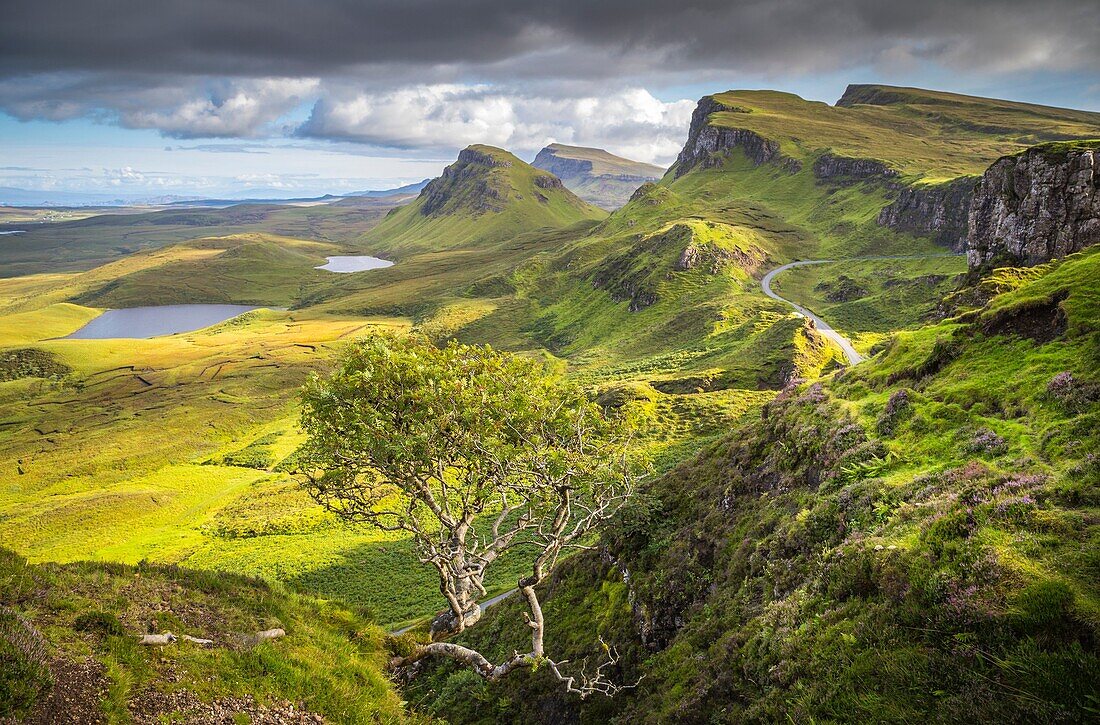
[5,74,1100,204]
[4,0,1099,198]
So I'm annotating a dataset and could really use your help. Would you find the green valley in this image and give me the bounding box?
[2,81,1099,722]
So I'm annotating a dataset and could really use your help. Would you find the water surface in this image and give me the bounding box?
[316,255,393,273]
[66,304,261,339]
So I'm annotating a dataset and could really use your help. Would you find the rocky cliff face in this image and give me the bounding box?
[967,143,1100,268]
[674,97,780,177]
[813,153,899,183]
[877,176,976,251]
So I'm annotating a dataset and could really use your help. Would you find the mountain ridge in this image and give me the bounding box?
[361,144,606,254]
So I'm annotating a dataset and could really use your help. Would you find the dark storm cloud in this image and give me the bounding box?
[2,0,1098,156]
[3,0,1099,79]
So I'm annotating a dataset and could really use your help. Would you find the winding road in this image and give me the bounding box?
[761,260,864,365]
[390,254,961,635]
[761,254,964,366]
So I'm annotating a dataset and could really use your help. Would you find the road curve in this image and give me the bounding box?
[761,260,864,365]
[760,253,965,367]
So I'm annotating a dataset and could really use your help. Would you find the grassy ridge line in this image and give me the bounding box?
[707,86,1100,178]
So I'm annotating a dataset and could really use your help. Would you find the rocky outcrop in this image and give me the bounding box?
[533,174,564,190]
[877,176,977,251]
[967,143,1100,268]
[813,154,899,183]
[629,182,659,204]
[674,97,779,177]
[453,147,512,169]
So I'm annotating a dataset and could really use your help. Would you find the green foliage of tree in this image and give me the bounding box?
[298,333,643,696]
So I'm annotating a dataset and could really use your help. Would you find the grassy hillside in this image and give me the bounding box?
[409,247,1100,723]
[0,548,410,722]
[363,145,606,254]
[0,226,757,630]
[768,254,968,350]
[2,84,1099,721]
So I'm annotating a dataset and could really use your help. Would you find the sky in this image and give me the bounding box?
[2,0,1099,201]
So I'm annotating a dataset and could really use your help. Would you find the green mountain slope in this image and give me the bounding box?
[532,143,664,209]
[409,246,1100,723]
[362,144,607,254]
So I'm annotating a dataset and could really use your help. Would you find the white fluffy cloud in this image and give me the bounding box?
[121,78,319,138]
[299,85,695,165]
[0,74,693,163]
[0,74,318,138]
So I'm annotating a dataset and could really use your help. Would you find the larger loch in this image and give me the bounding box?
[65,304,263,339]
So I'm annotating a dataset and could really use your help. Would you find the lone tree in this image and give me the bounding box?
[297,334,641,697]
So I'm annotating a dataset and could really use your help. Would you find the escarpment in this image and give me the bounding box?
[532,144,664,208]
[877,176,977,251]
[674,97,780,177]
[967,142,1100,268]
[813,153,899,183]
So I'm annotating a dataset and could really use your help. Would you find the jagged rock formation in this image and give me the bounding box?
[813,153,899,182]
[877,176,977,251]
[967,142,1100,268]
[532,144,663,209]
[674,97,780,177]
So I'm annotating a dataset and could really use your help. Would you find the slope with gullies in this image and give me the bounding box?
[409,245,1100,725]
[400,86,1100,723]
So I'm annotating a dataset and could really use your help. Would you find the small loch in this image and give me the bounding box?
[316,255,394,273]
[65,304,262,339]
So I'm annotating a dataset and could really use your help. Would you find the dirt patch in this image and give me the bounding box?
[8,657,110,725]
[981,291,1068,343]
[129,689,324,724]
